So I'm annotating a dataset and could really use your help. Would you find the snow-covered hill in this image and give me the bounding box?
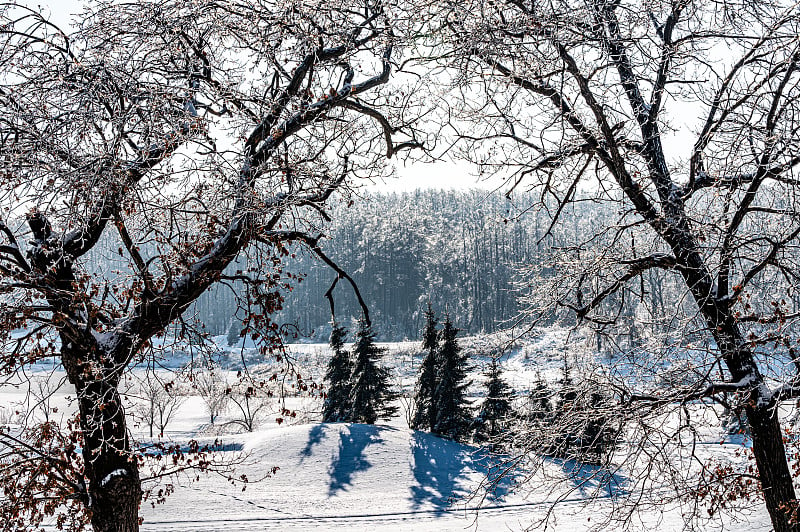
[140,423,526,531]
[137,423,770,531]
[9,331,777,531]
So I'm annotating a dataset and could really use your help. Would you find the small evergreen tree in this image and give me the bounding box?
[411,304,439,430]
[322,322,353,422]
[432,316,472,441]
[474,355,513,443]
[512,373,555,452]
[557,351,576,404]
[524,372,553,422]
[578,390,618,465]
[722,405,750,440]
[549,363,617,464]
[226,319,241,347]
[349,316,399,424]
[551,355,581,456]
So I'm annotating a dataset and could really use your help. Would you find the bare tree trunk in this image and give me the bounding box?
[715,325,798,532]
[66,347,142,532]
[81,382,142,532]
[692,278,798,531]
[746,403,798,532]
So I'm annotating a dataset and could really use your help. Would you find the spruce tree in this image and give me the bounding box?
[411,304,439,430]
[553,356,580,456]
[474,355,513,443]
[548,361,617,463]
[322,322,353,422]
[525,372,553,422]
[579,391,617,465]
[432,316,472,441]
[226,319,241,347]
[722,406,750,440]
[349,316,399,424]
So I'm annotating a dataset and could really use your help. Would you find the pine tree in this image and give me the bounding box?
[474,355,513,443]
[547,360,617,463]
[512,373,555,453]
[411,304,439,430]
[349,316,399,424]
[579,391,617,465]
[432,316,472,441]
[322,322,353,422]
[722,406,750,440]
[552,355,581,456]
[226,319,241,347]
[524,372,553,422]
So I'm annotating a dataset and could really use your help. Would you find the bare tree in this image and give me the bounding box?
[430,0,800,529]
[128,371,186,439]
[27,369,67,424]
[192,365,229,425]
[224,377,274,433]
[0,0,417,529]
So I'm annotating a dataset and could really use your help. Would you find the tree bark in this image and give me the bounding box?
[80,378,142,532]
[746,402,798,532]
[65,347,142,532]
[688,273,799,531]
[630,149,799,528]
[714,324,798,531]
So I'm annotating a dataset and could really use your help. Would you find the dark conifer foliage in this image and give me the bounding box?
[523,373,553,423]
[226,320,241,347]
[578,391,618,465]
[349,317,398,424]
[550,356,581,457]
[722,406,751,440]
[540,362,617,464]
[322,323,353,423]
[432,317,473,441]
[411,304,439,430]
[474,355,513,443]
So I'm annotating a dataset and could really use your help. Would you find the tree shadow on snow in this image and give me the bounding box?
[300,424,326,462]
[409,431,473,514]
[554,458,630,500]
[327,424,384,496]
[470,448,517,504]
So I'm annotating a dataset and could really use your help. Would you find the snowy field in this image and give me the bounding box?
[0,332,778,531]
[131,421,771,532]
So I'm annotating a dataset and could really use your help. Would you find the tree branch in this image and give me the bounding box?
[574,254,677,319]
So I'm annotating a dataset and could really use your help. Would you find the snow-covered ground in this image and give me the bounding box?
[133,421,770,531]
[1,331,778,531]
[139,423,526,531]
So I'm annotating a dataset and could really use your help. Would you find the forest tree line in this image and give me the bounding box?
[189,188,649,341]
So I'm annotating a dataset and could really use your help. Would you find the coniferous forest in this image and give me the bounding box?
[189,189,608,340]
